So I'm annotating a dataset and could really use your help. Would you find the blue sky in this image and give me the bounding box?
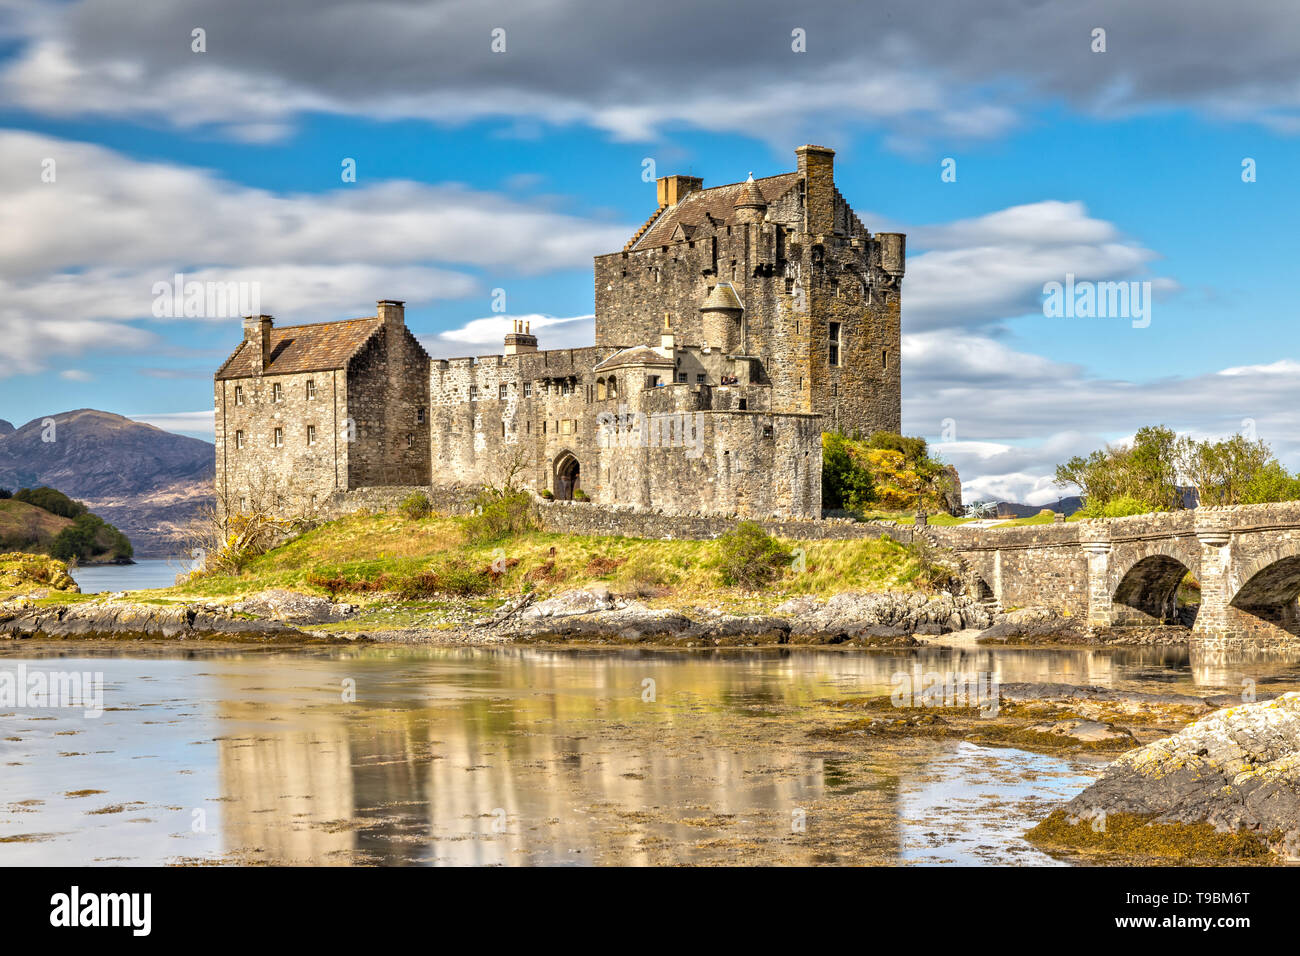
[3,0,1300,503]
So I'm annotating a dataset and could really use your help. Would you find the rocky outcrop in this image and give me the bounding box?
[776,591,991,644]
[977,606,1191,646]
[230,589,354,624]
[1049,693,1300,860]
[0,600,315,642]
[483,587,989,646]
[0,552,79,599]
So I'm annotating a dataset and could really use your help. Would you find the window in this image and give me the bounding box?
[307,424,317,446]
[561,380,572,396]
[596,378,606,400]
[239,497,248,512]
[696,374,706,384]
[417,407,425,424]
[607,377,617,398]
[523,382,533,398]
[306,380,316,400]
[649,375,662,388]
[882,349,889,369]
[273,427,283,447]
[829,321,841,367]
[469,384,479,400]
[272,382,283,402]
[406,434,414,449]
[235,429,245,449]
[676,372,688,384]
[499,383,508,399]
[738,398,747,410]
[234,385,244,406]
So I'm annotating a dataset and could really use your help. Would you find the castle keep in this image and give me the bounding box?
[214,145,904,520]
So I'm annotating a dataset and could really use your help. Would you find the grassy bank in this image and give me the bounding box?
[155,509,938,614]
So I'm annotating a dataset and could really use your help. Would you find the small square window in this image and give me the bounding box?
[469,385,479,400]
[499,383,508,399]
[406,434,414,449]
[234,385,244,406]
[523,382,533,398]
[273,427,283,447]
[235,429,245,449]
[306,380,316,400]
[417,407,426,424]
[272,382,283,402]
[696,374,706,384]
[307,424,317,446]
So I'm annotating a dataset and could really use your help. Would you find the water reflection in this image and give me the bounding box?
[0,642,1296,865]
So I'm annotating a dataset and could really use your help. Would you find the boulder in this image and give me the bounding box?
[1056,692,1300,859]
[230,588,353,624]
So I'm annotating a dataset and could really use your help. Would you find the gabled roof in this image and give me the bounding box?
[631,172,801,250]
[593,345,675,371]
[215,317,383,380]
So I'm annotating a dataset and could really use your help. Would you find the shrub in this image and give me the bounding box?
[902,535,956,590]
[539,489,554,500]
[399,492,432,520]
[715,521,791,588]
[462,488,539,543]
[573,488,589,502]
[822,432,874,513]
[14,486,87,519]
[1075,495,1153,519]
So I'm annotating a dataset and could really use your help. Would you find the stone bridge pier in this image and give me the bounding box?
[937,503,1300,653]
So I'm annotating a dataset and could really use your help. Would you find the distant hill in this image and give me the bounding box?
[0,420,13,437]
[994,496,1084,518]
[0,410,214,557]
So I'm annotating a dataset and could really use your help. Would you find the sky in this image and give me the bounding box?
[3,0,1300,505]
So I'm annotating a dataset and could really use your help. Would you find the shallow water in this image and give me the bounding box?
[0,643,1296,866]
[69,559,191,594]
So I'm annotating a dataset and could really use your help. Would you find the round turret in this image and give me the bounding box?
[733,172,767,224]
[700,282,744,352]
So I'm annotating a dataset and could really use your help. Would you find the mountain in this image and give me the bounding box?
[0,419,14,436]
[993,496,1084,518]
[0,409,214,557]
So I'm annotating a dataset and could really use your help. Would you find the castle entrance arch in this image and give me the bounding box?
[554,452,581,501]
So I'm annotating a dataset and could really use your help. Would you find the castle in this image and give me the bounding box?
[214,145,904,520]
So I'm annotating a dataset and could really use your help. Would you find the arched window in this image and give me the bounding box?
[596,378,606,401]
[607,377,617,398]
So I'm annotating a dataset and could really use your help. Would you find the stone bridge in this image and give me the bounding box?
[930,503,1300,652]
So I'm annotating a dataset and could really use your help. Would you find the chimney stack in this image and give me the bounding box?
[656,174,703,206]
[377,299,405,331]
[795,144,835,236]
[242,314,273,376]
[504,318,538,355]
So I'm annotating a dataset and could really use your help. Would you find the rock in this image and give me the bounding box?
[781,591,990,643]
[1026,719,1135,745]
[1056,692,1300,859]
[519,586,618,618]
[230,588,353,624]
[0,601,312,642]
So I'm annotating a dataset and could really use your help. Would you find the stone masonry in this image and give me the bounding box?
[214,145,903,521]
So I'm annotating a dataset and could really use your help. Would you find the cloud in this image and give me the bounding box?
[884,201,1173,332]
[422,314,595,358]
[0,129,631,375]
[4,1,1300,145]
[130,409,214,438]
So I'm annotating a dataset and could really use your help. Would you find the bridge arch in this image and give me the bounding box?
[1226,547,1300,641]
[1108,541,1199,626]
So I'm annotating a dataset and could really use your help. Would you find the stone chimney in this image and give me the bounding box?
[795,144,835,236]
[504,319,538,355]
[377,299,405,333]
[660,312,675,351]
[656,174,703,206]
[242,314,273,376]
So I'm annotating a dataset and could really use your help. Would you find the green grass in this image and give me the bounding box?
[153,510,938,612]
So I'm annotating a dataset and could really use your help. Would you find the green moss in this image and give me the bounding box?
[1027,810,1277,863]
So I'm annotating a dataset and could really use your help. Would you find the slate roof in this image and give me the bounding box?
[631,172,801,250]
[593,346,675,371]
[215,317,383,380]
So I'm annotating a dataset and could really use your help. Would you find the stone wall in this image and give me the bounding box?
[345,322,430,489]
[214,368,348,515]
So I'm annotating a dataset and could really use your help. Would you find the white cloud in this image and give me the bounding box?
[0,130,631,376]
[422,314,595,358]
[130,410,214,438]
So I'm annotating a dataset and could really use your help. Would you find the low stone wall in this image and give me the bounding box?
[536,500,913,542]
